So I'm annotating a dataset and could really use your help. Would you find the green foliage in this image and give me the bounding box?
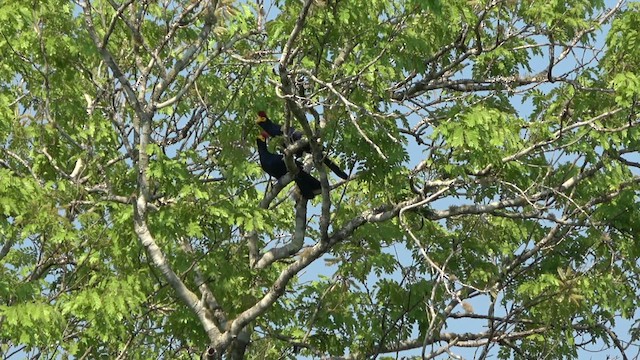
[0,302,64,347]
[610,72,640,107]
[604,2,640,72]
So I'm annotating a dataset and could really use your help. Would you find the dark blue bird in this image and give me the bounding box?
[256,131,321,199]
[256,111,349,180]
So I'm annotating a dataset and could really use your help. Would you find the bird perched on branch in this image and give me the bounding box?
[256,131,321,199]
[256,111,349,180]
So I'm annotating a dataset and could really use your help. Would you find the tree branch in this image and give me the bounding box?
[254,197,308,269]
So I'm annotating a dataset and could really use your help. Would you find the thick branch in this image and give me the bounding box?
[180,238,228,330]
[81,2,144,117]
[254,198,308,269]
[214,203,404,351]
[134,217,220,341]
[279,0,313,68]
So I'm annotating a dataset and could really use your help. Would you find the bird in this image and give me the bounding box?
[256,131,321,199]
[256,111,349,180]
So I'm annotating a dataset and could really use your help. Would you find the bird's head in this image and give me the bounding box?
[257,131,270,142]
[256,110,268,124]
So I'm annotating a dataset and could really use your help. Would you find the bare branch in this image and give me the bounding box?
[134,216,221,341]
[279,0,314,68]
[254,198,308,269]
[80,1,144,117]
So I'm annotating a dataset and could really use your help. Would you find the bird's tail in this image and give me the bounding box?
[323,158,349,180]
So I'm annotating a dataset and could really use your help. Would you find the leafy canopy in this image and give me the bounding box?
[0,0,639,359]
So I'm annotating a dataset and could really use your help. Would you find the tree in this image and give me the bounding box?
[1,0,639,358]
